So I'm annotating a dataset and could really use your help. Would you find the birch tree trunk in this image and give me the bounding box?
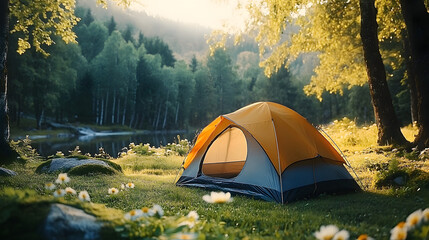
[122,93,128,126]
[175,102,179,126]
[162,91,170,129]
[100,98,104,125]
[103,91,109,126]
[116,98,120,125]
[111,89,116,124]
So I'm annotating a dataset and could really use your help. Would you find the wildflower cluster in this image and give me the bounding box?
[44,173,90,202]
[94,147,112,159]
[163,137,190,156]
[118,204,200,240]
[119,143,155,157]
[68,146,82,156]
[390,208,429,240]
[119,138,190,158]
[313,207,429,240]
[107,182,136,197]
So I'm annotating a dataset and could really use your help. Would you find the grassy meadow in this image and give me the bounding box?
[1,118,429,239]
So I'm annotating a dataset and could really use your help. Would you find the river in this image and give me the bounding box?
[21,131,195,158]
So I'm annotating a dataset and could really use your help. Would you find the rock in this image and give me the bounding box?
[43,203,102,240]
[38,158,110,173]
[393,176,406,186]
[0,167,17,176]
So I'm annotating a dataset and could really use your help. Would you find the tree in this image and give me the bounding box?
[399,0,429,148]
[359,0,407,145]
[189,55,198,73]
[0,0,132,162]
[84,9,95,26]
[0,0,16,161]
[207,49,239,115]
[190,67,216,126]
[74,21,109,62]
[107,16,117,35]
[231,0,413,146]
[143,37,176,67]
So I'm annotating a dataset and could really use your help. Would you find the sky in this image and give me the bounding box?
[130,0,248,30]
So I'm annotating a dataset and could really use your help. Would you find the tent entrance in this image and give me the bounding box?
[202,127,248,179]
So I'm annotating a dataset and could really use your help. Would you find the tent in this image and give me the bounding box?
[176,102,360,203]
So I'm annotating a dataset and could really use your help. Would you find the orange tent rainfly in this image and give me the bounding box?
[176,102,360,203]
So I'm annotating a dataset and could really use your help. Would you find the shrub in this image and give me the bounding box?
[130,143,153,156]
[10,136,41,162]
[374,158,429,191]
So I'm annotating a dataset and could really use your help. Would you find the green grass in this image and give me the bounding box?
[1,120,429,239]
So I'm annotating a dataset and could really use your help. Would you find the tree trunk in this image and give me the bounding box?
[162,91,169,129]
[359,0,408,146]
[103,91,109,126]
[402,34,419,125]
[0,0,17,162]
[175,102,179,126]
[122,93,128,126]
[399,0,429,149]
[99,97,104,125]
[111,90,116,124]
[129,111,135,128]
[116,98,120,124]
[155,102,161,130]
[95,97,100,125]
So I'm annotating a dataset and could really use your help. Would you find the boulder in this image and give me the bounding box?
[393,176,406,186]
[37,158,110,173]
[43,203,102,240]
[0,167,17,176]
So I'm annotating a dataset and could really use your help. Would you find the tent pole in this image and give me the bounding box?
[317,126,366,191]
[272,119,284,204]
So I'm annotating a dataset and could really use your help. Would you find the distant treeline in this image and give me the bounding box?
[7,8,412,130]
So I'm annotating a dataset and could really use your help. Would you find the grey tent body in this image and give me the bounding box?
[176,102,361,203]
[177,125,360,203]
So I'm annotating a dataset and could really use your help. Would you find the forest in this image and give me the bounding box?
[6,7,412,132]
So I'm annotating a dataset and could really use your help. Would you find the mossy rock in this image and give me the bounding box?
[97,159,122,172]
[35,158,122,174]
[68,164,118,176]
[35,160,53,174]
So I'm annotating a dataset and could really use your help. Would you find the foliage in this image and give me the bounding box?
[9,136,41,162]
[9,0,79,56]
[163,136,190,156]
[230,0,407,101]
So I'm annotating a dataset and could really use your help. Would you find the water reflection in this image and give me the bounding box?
[29,132,193,158]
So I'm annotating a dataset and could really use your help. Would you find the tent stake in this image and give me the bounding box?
[272,119,284,204]
[318,127,367,191]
